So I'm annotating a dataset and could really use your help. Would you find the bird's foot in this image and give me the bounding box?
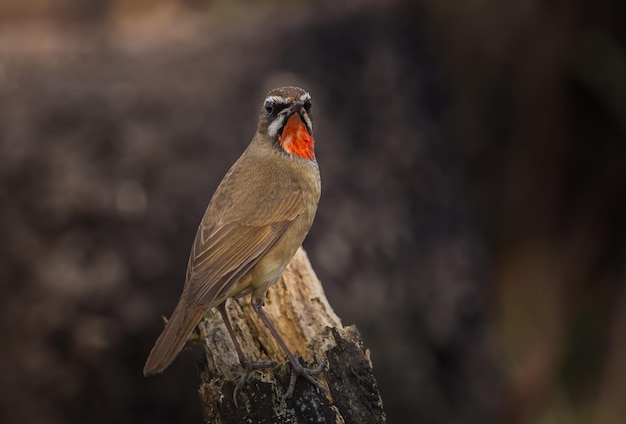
[285,355,327,399]
[233,358,277,407]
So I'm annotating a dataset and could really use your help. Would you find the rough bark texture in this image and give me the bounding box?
[197,247,386,423]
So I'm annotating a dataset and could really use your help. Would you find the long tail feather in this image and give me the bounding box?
[143,301,205,376]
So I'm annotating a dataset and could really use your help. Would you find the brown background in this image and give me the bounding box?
[0,0,625,423]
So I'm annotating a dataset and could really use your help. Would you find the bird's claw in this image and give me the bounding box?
[232,355,327,406]
[233,359,277,408]
[284,355,327,399]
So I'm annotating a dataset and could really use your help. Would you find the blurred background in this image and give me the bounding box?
[1,0,625,423]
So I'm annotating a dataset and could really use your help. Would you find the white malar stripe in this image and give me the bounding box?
[267,115,285,139]
[302,113,313,132]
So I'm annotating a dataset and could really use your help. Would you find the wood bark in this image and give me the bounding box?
[196,247,386,423]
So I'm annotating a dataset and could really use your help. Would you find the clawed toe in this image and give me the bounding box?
[233,359,278,407]
[285,356,327,399]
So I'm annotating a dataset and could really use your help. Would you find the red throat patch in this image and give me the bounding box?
[279,114,315,161]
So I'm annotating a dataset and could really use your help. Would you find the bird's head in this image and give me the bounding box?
[257,86,315,161]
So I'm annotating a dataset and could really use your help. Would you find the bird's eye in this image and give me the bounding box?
[265,102,273,114]
[304,101,312,113]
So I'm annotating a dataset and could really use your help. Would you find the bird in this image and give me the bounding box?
[143,86,324,403]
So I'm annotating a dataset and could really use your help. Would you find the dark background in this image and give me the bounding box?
[1,0,625,423]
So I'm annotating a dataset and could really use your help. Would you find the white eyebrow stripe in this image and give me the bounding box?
[265,95,288,104]
[299,92,311,102]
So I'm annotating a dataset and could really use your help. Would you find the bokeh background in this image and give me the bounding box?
[1,0,625,423]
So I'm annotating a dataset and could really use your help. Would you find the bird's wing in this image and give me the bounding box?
[183,187,303,307]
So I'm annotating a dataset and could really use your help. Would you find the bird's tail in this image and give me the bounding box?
[143,300,205,376]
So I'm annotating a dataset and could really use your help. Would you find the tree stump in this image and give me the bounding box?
[196,247,386,423]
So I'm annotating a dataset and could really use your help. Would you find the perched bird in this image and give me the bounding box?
[144,86,323,402]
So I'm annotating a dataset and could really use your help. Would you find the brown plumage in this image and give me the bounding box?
[144,86,323,401]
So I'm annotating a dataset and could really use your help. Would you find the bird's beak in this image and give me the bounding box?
[285,101,304,116]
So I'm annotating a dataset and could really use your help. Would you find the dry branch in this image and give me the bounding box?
[196,247,386,423]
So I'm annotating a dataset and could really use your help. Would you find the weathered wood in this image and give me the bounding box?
[196,247,386,423]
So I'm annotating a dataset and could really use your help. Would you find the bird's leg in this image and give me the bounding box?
[217,303,277,407]
[251,299,326,398]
